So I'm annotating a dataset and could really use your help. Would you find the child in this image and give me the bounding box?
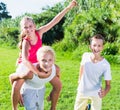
[9,1,77,110]
[20,46,60,110]
[74,34,112,110]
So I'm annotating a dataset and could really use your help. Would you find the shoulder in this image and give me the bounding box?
[36,29,43,39]
[22,38,30,47]
[103,58,111,67]
[53,64,60,73]
[23,36,30,43]
[54,64,60,73]
[82,52,92,58]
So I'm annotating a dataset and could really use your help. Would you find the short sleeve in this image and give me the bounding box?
[80,52,90,65]
[104,62,112,80]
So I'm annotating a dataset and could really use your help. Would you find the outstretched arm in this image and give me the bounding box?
[38,0,77,37]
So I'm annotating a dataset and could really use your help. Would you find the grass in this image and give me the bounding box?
[0,47,120,110]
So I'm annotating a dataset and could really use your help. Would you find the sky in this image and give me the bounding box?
[1,0,64,18]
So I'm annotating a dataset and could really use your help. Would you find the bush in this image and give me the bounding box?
[60,0,120,52]
[0,27,19,47]
[104,55,120,64]
[71,43,90,60]
[102,43,119,55]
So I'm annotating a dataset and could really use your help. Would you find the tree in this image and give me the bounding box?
[0,2,11,21]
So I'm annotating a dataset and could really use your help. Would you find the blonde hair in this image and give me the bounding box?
[18,16,35,49]
[37,46,55,61]
[20,16,35,27]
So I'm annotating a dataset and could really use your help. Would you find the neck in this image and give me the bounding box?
[91,54,103,63]
[29,33,36,39]
[29,33,37,45]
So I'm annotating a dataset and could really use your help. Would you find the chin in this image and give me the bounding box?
[95,53,101,56]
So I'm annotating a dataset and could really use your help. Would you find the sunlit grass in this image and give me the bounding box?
[0,47,120,110]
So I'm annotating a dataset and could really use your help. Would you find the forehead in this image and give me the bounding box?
[39,51,54,59]
[20,19,34,26]
[91,38,103,44]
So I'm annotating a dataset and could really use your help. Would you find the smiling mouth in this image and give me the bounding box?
[93,50,100,53]
[45,71,48,74]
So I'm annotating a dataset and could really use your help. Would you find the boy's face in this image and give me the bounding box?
[90,38,103,56]
[21,20,36,37]
[38,52,54,72]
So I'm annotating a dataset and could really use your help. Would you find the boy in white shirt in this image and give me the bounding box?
[74,34,112,110]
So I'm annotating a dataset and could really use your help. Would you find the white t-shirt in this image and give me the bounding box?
[21,64,56,92]
[78,52,112,96]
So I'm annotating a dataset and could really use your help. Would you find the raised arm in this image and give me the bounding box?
[38,0,77,37]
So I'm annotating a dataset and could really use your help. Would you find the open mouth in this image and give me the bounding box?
[93,50,100,54]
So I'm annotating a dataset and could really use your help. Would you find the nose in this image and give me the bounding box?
[94,46,100,53]
[94,46,99,50]
[45,62,48,65]
[27,28,30,32]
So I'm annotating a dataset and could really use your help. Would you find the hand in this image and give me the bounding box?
[36,65,51,78]
[67,0,78,9]
[98,87,106,98]
[9,73,16,84]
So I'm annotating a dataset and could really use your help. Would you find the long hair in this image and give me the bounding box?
[18,16,35,50]
[18,31,26,50]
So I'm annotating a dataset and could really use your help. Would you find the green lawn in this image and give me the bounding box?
[0,47,120,110]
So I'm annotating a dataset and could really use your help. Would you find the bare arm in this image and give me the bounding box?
[98,80,111,98]
[22,40,39,74]
[22,40,51,78]
[55,64,60,78]
[38,0,77,37]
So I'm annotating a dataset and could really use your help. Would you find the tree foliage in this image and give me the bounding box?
[0,0,120,58]
[55,0,120,52]
[0,2,11,21]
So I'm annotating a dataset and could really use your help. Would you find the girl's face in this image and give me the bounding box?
[90,38,103,56]
[38,52,54,72]
[21,20,36,37]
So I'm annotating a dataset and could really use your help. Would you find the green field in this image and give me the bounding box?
[0,47,120,110]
